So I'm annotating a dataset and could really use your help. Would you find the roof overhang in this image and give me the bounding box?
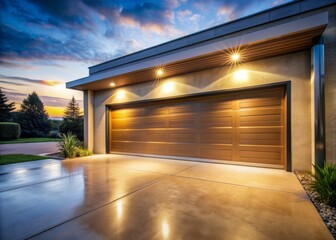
[67,12,328,91]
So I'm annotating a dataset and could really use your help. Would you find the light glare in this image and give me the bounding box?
[110,82,116,87]
[162,82,174,93]
[231,53,240,61]
[162,221,170,238]
[157,69,164,76]
[116,90,125,99]
[233,70,248,81]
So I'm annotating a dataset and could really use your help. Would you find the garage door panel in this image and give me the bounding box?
[170,103,198,114]
[111,141,144,153]
[111,132,146,142]
[144,116,169,128]
[239,99,282,109]
[170,133,197,143]
[169,143,198,157]
[238,128,283,146]
[169,114,197,128]
[199,144,233,161]
[199,99,234,112]
[111,108,143,119]
[145,131,169,142]
[238,90,283,102]
[145,142,169,155]
[200,115,234,128]
[238,109,282,126]
[110,86,285,168]
[144,106,169,116]
[111,118,144,129]
[199,133,233,144]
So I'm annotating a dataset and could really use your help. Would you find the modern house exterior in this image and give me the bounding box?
[67,0,336,172]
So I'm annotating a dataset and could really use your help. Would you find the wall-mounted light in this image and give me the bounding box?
[162,81,174,93]
[110,82,116,87]
[116,90,125,99]
[233,69,248,81]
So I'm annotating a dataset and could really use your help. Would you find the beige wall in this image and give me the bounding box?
[93,50,312,171]
[84,90,94,151]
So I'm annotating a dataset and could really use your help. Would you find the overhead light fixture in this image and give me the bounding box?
[110,82,116,87]
[231,53,240,61]
[157,69,164,76]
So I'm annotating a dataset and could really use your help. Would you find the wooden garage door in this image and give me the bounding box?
[109,87,286,167]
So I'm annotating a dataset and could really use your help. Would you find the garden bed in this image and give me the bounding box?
[295,171,336,239]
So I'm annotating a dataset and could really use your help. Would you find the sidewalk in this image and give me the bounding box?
[0,142,58,155]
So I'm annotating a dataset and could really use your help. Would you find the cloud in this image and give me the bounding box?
[118,2,182,36]
[3,90,82,108]
[0,80,28,86]
[0,0,293,68]
[0,75,62,86]
[0,86,16,91]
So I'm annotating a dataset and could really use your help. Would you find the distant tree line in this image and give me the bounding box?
[0,88,83,140]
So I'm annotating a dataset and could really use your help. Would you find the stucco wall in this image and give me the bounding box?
[93,51,312,171]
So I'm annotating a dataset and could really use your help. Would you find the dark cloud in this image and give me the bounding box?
[0,75,62,86]
[0,23,113,63]
[120,2,173,26]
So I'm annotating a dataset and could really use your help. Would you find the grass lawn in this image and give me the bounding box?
[0,154,49,165]
[0,138,59,144]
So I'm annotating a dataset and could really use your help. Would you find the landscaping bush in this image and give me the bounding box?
[58,132,92,158]
[75,148,93,157]
[0,122,20,140]
[310,163,336,207]
[58,133,79,158]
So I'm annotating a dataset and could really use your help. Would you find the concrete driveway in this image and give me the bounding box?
[0,154,333,240]
[0,142,58,155]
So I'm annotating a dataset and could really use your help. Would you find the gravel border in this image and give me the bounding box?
[295,171,336,239]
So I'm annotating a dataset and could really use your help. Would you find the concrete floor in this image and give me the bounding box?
[0,154,333,240]
[0,142,58,155]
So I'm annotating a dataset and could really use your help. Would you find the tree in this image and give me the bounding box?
[0,88,15,122]
[17,92,51,137]
[60,97,84,141]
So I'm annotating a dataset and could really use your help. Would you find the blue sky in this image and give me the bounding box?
[0,0,293,118]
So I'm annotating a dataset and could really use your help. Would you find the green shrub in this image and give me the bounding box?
[58,132,92,158]
[310,163,336,207]
[0,122,20,140]
[75,148,93,157]
[58,133,79,158]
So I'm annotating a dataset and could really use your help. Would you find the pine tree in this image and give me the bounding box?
[60,97,84,140]
[0,88,15,122]
[17,92,51,137]
[64,96,83,120]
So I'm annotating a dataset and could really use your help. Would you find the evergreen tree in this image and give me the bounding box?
[64,96,83,120]
[17,92,51,137]
[0,88,15,122]
[60,97,84,141]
